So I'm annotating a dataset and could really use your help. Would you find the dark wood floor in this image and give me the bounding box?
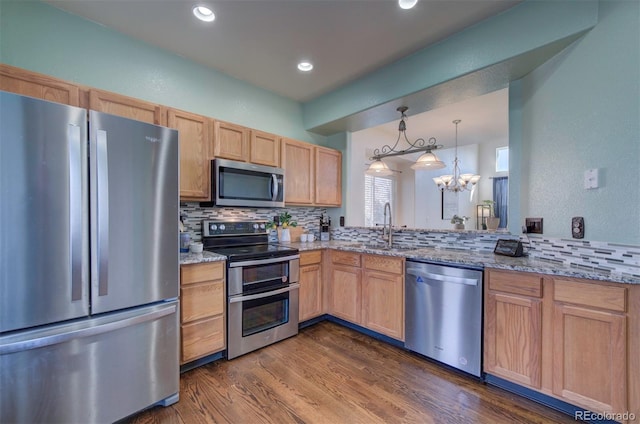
[126,321,575,424]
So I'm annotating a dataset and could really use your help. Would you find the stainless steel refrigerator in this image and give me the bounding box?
[0,91,180,423]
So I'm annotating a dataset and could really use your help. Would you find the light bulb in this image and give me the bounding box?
[193,6,215,22]
[398,0,418,10]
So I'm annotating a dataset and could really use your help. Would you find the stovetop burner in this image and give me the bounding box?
[205,243,298,261]
[201,219,298,262]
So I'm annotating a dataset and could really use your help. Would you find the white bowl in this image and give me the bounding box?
[189,242,203,253]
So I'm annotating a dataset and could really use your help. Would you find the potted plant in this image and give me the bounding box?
[268,211,298,241]
[450,215,469,230]
[483,200,500,231]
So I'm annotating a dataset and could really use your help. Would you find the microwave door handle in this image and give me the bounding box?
[271,174,279,201]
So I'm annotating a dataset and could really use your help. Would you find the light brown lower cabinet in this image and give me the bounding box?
[328,251,404,341]
[180,261,226,364]
[330,264,362,324]
[484,269,637,421]
[299,250,323,322]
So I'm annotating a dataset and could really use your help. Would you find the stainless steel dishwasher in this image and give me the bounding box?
[405,260,483,377]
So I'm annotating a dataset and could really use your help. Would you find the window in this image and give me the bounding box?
[364,175,394,227]
[496,146,509,173]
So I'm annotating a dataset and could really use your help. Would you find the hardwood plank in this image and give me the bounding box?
[125,321,575,424]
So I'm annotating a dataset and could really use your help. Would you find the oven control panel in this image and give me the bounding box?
[203,220,268,237]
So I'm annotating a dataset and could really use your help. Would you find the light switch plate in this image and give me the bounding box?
[584,168,599,189]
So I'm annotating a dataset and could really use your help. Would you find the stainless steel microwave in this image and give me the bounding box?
[204,158,285,208]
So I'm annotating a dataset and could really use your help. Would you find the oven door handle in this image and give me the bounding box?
[228,255,300,268]
[244,276,288,286]
[229,283,300,303]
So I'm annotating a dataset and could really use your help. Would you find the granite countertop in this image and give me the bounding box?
[180,241,639,285]
[180,251,226,265]
[283,241,640,285]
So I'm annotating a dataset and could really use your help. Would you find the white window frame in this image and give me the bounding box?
[496,146,509,173]
[364,174,395,227]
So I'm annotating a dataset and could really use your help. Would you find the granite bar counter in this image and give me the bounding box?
[282,240,640,285]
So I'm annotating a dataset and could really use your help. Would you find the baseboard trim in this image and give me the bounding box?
[484,374,621,424]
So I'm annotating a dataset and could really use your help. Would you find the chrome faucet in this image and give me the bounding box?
[382,202,393,248]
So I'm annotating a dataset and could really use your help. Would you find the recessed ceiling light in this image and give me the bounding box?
[398,0,418,10]
[297,62,313,72]
[193,5,215,22]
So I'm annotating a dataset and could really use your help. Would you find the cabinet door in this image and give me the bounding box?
[299,264,323,322]
[213,120,248,161]
[168,109,211,200]
[89,89,165,125]
[281,138,314,204]
[315,146,341,206]
[552,303,626,414]
[250,130,280,167]
[181,280,224,323]
[0,64,80,106]
[330,265,361,324]
[485,292,542,389]
[181,315,225,363]
[362,270,404,340]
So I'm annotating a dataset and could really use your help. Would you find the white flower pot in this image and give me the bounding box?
[279,228,291,242]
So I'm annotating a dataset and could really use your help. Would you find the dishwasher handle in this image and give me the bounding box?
[406,268,479,286]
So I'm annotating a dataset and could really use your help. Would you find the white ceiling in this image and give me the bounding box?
[45,0,520,103]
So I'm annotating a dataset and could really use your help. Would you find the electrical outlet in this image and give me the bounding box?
[572,217,584,239]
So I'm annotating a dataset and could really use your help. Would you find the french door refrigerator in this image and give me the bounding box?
[0,91,180,423]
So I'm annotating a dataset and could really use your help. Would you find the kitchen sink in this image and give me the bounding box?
[344,243,415,252]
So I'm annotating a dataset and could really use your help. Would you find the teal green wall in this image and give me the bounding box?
[0,1,322,144]
[519,0,639,244]
[2,1,637,244]
[302,0,598,132]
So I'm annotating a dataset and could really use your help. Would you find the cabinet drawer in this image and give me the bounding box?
[554,279,626,312]
[181,315,225,363]
[181,261,224,285]
[488,270,542,298]
[181,280,224,323]
[332,251,361,267]
[363,254,403,275]
[300,250,322,266]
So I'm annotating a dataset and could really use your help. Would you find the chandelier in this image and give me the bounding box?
[366,106,445,176]
[432,119,481,192]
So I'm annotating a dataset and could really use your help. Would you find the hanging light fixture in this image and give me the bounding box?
[366,106,445,176]
[432,119,481,192]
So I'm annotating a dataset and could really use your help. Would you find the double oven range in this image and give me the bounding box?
[202,220,300,359]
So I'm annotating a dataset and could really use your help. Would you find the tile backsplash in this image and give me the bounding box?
[179,202,327,241]
[330,226,640,280]
[179,207,639,280]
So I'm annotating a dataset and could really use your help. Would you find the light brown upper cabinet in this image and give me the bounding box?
[281,139,342,207]
[0,64,80,106]
[315,146,342,206]
[281,138,315,205]
[89,89,166,126]
[250,130,280,167]
[213,120,249,162]
[167,108,212,201]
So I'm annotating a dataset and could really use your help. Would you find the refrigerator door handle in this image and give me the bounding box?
[96,130,109,296]
[68,124,83,302]
[0,303,176,355]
